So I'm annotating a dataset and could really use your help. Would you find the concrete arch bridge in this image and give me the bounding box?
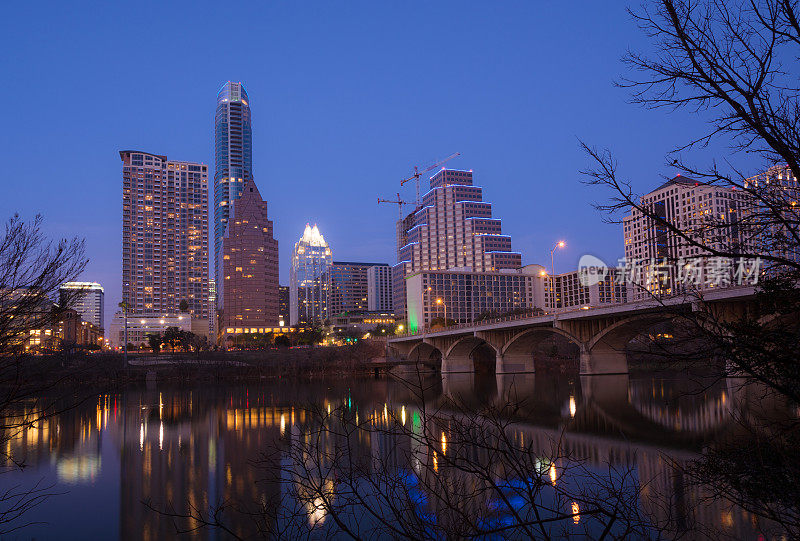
[388,286,757,375]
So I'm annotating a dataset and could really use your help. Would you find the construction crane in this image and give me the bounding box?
[400,152,461,206]
[377,192,413,220]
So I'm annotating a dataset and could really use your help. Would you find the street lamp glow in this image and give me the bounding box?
[436,298,443,305]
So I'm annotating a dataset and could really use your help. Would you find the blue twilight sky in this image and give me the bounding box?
[1,1,733,329]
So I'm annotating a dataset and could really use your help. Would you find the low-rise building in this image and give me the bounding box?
[109,312,193,349]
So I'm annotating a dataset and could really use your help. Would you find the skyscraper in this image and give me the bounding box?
[120,150,209,322]
[290,224,332,326]
[393,169,521,318]
[218,179,279,339]
[59,282,104,330]
[214,81,253,288]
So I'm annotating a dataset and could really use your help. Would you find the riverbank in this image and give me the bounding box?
[4,341,388,390]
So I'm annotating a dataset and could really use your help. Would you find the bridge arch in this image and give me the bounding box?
[498,327,582,373]
[407,341,442,367]
[441,335,499,373]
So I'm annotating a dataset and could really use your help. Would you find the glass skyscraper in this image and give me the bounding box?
[214,81,253,287]
[290,224,332,326]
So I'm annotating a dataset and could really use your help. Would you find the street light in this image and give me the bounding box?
[436,298,447,326]
[550,241,566,314]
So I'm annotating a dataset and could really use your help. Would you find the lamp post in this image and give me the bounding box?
[550,241,565,314]
[118,301,129,366]
[436,298,447,326]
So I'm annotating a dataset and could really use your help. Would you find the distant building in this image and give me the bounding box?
[744,164,800,268]
[367,264,393,312]
[120,151,210,327]
[59,282,104,330]
[208,280,216,339]
[214,81,253,290]
[393,169,521,320]
[325,262,387,316]
[623,175,755,300]
[290,224,332,326]
[405,266,541,332]
[218,179,279,341]
[404,265,627,332]
[544,269,628,311]
[109,312,193,349]
[330,311,396,334]
[24,307,103,352]
[278,286,290,327]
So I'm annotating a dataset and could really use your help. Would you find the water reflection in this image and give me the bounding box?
[0,372,788,539]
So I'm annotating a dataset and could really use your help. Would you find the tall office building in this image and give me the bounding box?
[623,175,754,300]
[367,264,393,312]
[278,286,290,326]
[214,81,253,289]
[325,262,387,316]
[218,179,279,338]
[120,150,209,321]
[393,169,521,318]
[290,224,332,326]
[59,282,104,330]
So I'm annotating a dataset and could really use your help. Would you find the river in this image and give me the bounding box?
[0,370,782,539]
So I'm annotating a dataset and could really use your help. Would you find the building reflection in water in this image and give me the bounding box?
[0,371,789,539]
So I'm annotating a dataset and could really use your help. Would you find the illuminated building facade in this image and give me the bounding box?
[623,175,754,300]
[325,261,389,316]
[367,264,393,312]
[744,164,800,268]
[120,150,209,324]
[278,286,289,326]
[406,266,541,330]
[214,81,253,290]
[218,179,279,340]
[290,224,331,326]
[544,269,628,310]
[59,281,104,330]
[394,168,522,321]
[109,312,193,348]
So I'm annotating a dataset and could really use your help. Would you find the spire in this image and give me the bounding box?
[299,223,328,247]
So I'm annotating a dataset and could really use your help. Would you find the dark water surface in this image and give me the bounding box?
[0,372,777,539]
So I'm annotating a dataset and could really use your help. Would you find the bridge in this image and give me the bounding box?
[388,286,758,375]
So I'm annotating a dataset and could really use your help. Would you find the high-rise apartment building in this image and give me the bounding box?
[623,175,754,300]
[393,169,521,319]
[367,264,393,312]
[290,224,332,326]
[120,150,209,321]
[214,82,253,288]
[218,179,279,339]
[325,262,388,316]
[59,282,104,330]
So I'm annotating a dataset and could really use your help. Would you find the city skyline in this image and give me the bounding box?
[1,2,756,333]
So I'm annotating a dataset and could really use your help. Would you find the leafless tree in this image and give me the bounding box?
[581,0,800,538]
[0,213,86,531]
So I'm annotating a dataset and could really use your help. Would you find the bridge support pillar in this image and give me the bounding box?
[579,344,628,375]
[495,352,535,374]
